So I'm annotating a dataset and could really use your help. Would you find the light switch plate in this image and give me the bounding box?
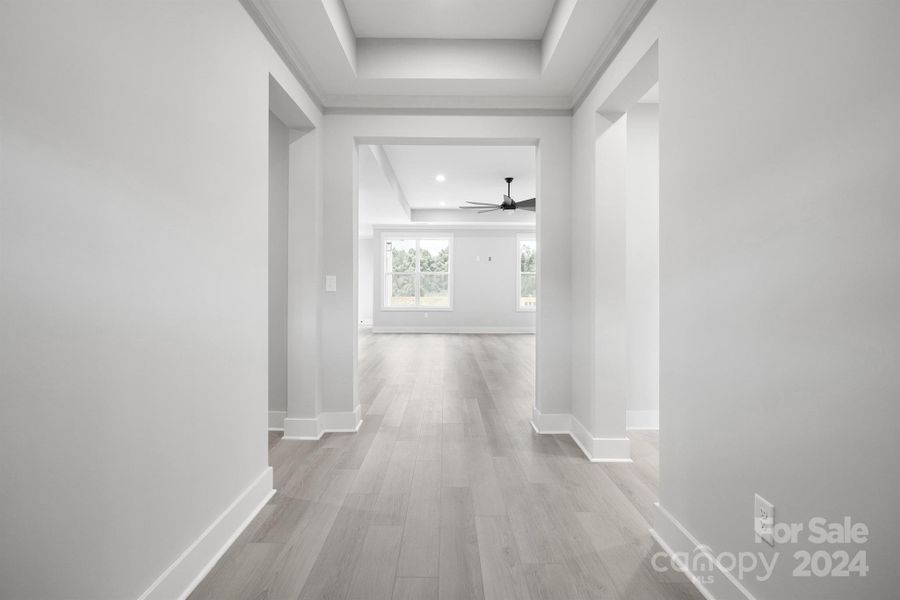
[755,493,774,546]
[325,275,336,292]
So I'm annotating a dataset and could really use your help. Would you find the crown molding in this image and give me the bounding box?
[242,0,652,115]
[325,106,573,117]
[570,0,657,112]
[325,92,572,111]
[239,0,326,113]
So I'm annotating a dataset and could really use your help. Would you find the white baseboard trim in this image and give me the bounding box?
[371,325,535,334]
[282,406,363,440]
[282,415,322,439]
[568,415,632,462]
[531,408,631,462]
[268,410,286,431]
[627,409,659,430]
[138,467,275,600]
[650,503,757,600]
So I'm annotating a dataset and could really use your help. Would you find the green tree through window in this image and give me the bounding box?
[384,237,451,308]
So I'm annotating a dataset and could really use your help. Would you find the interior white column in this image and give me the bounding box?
[588,114,630,457]
[286,129,325,436]
[318,117,360,422]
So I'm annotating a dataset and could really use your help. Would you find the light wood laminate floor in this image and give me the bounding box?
[191,332,701,600]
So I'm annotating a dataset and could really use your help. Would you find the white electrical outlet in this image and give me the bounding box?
[755,494,775,546]
[424,312,429,318]
[325,275,336,292]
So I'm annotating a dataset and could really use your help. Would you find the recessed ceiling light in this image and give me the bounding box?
[439,201,446,206]
[435,174,446,182]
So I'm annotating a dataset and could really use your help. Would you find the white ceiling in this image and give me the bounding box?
[249,0,655,110]
[343,0,556,40]
[358,144,537,233]
[384,145,536,210]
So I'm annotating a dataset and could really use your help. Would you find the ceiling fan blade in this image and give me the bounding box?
[465,201,501,206]
[478,207,502,213]
[515,198,536,211]
[459,204,499,209]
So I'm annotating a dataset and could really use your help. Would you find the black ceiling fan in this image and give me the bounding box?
[459,177,536,213]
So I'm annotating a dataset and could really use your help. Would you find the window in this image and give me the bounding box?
[383,234,452,309]
[517,235,536,311]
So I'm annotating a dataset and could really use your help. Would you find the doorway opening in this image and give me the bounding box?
[355,141,538,431]
[592,40,659,499]
[267,75,315,445]
[268,108,289,444]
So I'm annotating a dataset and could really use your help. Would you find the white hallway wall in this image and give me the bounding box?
[269,112,289,414]
[0,2,321,599]
[286,124,325,428]
[625,103,659,428]
[576,0,900,598]
[320,115,572,419]
[370,227,537,332]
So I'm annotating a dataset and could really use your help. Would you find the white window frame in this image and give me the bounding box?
[516,233,537,312]
[381,232,454,311]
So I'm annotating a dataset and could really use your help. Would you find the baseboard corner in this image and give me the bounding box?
[283,407,362,440]
[531,408,632,463]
